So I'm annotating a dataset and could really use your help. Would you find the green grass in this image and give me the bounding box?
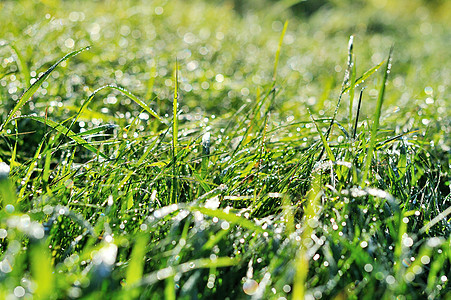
[0,0,450,299]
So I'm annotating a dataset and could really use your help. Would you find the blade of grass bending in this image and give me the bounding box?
[342,60,385,94]
[15,115,107,158]
[272,21,288,84]
[75,124,118,137]
[188,206,265,234]
[110,85,163,122]
[360,47,393,187]
[0,46,90,132]
[171,60,179,204]
[56,84,164,154]
[10,43,30,87]
[135,257,239,287]
[69,84,163,125]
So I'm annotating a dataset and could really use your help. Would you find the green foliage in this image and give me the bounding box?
[0,0,449,299]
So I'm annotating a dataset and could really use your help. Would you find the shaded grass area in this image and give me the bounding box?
[0,0,450,298]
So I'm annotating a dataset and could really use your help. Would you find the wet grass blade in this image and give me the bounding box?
[293,171,321,298]
[309,110,335,163]
[342,60,385,94]
[319,36,354,160]
[361,47,393,186]
[10,43,30,87]
[125,234,149,286]
[348,57,356,125]
[352,89,364,139]
[272,21,288,84]
[191,206,266,234]
[30,242,54,299]
[18,139,44,200]
[109,85,163,123]
[15,115,107,158]
[0,46,90,132]
[171,60,179,204]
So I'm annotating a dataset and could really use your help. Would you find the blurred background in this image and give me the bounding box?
[0,0,450,158]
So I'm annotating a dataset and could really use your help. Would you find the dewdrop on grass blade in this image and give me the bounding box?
[243,279,258,295]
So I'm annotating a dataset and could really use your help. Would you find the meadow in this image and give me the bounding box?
[0,0,450,299]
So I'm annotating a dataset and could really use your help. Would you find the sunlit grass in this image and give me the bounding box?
[0,0,449,299]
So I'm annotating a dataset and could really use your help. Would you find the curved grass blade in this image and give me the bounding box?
[109,85,163,123]
[76,124,118,137]
[14,115,107,158]
[0,46,90,132]
[342,59,385,94]
[135,257,239,287]
[10,43,31,87]
[191,206,266,234]
[73,84,163,124]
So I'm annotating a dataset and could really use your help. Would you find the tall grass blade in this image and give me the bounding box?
[171,60,179,203]
[352,89,364,139]
[18,139,44,200]
[293,171,321,298]
[319,36,354,159]
[272,21,288,84]
[360,47,393,186]
[0,46,90,132]
[348,57,356,125]
[31,242,54,299]
[125,234,148,286]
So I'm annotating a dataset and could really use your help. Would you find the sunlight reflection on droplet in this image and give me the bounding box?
[243,279,258,295]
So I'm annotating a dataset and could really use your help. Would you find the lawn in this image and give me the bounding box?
[0,0,449,299]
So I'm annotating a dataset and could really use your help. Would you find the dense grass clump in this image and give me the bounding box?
[0,0,449,299]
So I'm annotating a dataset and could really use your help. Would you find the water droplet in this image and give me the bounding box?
[243,279,258,295]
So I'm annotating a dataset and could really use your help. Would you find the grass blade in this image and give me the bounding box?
[309,110,335,163]
[15,115,108,158]
[272,21,288,84]
[125,234,149,286]
[348,57,356,124]
[109,85,163,123]
[171,60,179,204]
[342,60,385,94]
[10,43,30,87]
[189,206,266,234]
[31,242,54,299]
[360,47,394,186]
[0,46,90,132]
[18,140,44,200]
[319,35,354,160]
[352,89,364,139]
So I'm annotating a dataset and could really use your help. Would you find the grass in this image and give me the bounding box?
[0,0,450,299]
